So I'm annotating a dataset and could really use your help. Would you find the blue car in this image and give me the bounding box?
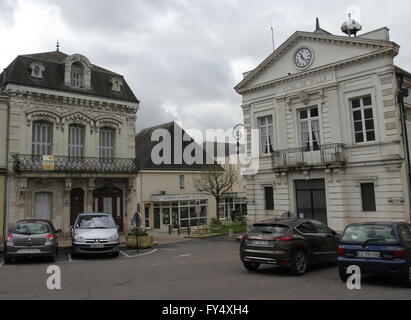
[337,222,411,287]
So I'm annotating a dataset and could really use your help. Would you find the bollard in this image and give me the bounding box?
[188,226,191,235]
[229,229,234,238]
[178,224,181,235]
[168,224,172,235]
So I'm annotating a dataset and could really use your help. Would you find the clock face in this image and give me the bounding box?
[294,48,312,68]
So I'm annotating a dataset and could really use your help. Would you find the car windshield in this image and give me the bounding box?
[13,223,50,235]
[249,224,289,235]
[76,215,116,229]
[341,225,399,244]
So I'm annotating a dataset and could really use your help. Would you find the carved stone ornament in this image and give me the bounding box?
[299,90,310,105]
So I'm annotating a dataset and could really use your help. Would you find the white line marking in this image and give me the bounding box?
[120,250,131,258]
[174,254,192,259]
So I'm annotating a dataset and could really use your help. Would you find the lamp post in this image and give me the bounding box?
[233,124,245,156]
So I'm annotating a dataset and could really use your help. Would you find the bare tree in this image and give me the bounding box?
[192,164,238,222]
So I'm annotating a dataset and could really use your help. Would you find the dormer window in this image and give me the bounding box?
[71,62,84,88]
[30,62,45,79]
[110,77,123,92]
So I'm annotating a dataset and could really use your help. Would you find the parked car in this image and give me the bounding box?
[337,222,411,287]
[240,218,339,275]
[71,213,120,258]
[3,219,61,264]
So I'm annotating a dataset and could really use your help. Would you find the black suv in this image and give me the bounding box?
[240,219,339,275]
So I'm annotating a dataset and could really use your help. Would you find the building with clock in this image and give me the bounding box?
[0,48,140,238]
[235,17,411,231]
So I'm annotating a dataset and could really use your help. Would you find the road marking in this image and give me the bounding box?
[120,249,157,258]
[68,254,73,263]
[120,250,131,258]
[161,248,177,251]
[174,254,192,259]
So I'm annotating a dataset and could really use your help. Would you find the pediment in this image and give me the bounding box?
[235,31,398,93]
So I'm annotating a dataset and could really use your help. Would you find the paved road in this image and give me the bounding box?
[0,236,410,300]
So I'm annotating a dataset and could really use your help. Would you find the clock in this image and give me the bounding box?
[294,48,313,69]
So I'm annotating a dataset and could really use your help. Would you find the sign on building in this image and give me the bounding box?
[42,155,55,171]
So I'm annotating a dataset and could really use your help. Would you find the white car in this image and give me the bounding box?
[71,213,120,258]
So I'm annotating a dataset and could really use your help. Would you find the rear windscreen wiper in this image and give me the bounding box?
[362,238,382,247]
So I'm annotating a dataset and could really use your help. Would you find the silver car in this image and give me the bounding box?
[3,219,61,264]
[71,213,120,258]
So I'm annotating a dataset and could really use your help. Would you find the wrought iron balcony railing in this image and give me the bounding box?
[12,154,137,174]
[272,144,346,169]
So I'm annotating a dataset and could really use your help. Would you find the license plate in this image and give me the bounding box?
[247,240,270,247]
[90,244,105,249]
[357,251,380,259]
[17,249,41,254]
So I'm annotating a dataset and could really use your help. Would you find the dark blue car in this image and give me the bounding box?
[337,222,411,287]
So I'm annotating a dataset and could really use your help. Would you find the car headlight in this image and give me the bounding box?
[74,234,86,242]
[109,234,119,242]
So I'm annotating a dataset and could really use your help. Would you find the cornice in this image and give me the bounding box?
[236,47,398,95]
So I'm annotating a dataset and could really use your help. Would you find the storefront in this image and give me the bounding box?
[219,193,248,220]
[151,194,208,230]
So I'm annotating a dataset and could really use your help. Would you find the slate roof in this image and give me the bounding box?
[0,50,139,103]
[135,122,222,171]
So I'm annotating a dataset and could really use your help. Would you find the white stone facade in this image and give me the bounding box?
[236,27,411,231]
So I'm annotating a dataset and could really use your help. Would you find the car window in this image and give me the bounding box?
[248,224,289,235]
[312,221,332,234]
[296,222,317,234]
[399,225,411,244]
[341,225,399,244]
[76,216,116,229]
[14,223,50,235]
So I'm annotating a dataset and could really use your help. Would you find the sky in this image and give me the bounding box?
[1,0,411,134]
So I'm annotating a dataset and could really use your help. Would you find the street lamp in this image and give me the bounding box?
[233,124,245,156]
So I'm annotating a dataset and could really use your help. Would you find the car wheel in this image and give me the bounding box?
[401,265,411,288]
[242,261,260,272]
[112,252,120,258]
[3,256,12,265]
[339,266,349,282]
[291,250,308,276]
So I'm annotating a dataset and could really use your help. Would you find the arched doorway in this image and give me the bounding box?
[93,187,124,232]
[70,188,84,227]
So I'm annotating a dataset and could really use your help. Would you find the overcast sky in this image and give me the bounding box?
[1,0,411,134]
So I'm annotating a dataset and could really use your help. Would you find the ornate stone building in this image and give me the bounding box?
[0,49,139,237]
[235,20,411,231]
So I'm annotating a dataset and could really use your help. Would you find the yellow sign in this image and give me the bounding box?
[42,155,55,171]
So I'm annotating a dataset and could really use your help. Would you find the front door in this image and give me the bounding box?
[295,179,327,224]
[70,188,84,227]
[93,187,124,232]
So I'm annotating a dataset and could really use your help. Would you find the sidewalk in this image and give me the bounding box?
[148,230,193,246]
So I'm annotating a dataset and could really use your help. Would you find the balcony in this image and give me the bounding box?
[12,154,137,174]
[272,144,346,170]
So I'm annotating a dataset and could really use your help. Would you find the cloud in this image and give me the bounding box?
[1,0,411,135]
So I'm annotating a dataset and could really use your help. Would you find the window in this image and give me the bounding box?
[264,186,274,210]
[71,62,84,88]
[258,116,274,154]
[99,128,115,159]
[32,121,53,155]
[68,125,85,157]
[351,95,376,143]
[299,107,321,151]
[361,183,376,212]
[312,221,333,234]
[399,225,411,244]
[179,175,185,189]
[296,222,317,234]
